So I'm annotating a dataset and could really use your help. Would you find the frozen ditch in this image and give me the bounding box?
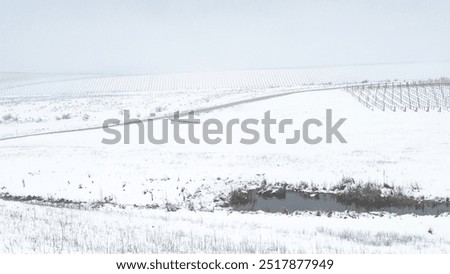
[229,188,450,216]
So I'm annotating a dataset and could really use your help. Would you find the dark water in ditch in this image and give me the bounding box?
[232,191,450,216]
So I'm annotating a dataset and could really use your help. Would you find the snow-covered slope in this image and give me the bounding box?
[0,87,448,207]
[1,62,449,98]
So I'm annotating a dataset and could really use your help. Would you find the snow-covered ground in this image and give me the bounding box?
[1,200,450,253]
[1,87,449,206]
[1,63,449,253]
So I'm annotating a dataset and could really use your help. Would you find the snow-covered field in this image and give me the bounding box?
[1,83,449,204]
[1,63,449,253]
[1,200,450,253]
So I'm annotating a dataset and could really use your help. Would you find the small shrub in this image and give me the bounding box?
[337,182,416,209]
[228,188,253,205]
[166,202,180,212]
[103,195,116,204]
[61,113,71,120]
[2,113,18,122]
[330,177,355,191]
[56,113,71,120]
[188,201,195,211]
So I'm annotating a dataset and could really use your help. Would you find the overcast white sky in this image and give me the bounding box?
[0,0,449,74]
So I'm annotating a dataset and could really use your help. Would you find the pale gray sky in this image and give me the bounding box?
[0,0,449,74]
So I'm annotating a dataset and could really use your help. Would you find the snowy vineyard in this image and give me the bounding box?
[345,81,450,112]
[1,62,450,98]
